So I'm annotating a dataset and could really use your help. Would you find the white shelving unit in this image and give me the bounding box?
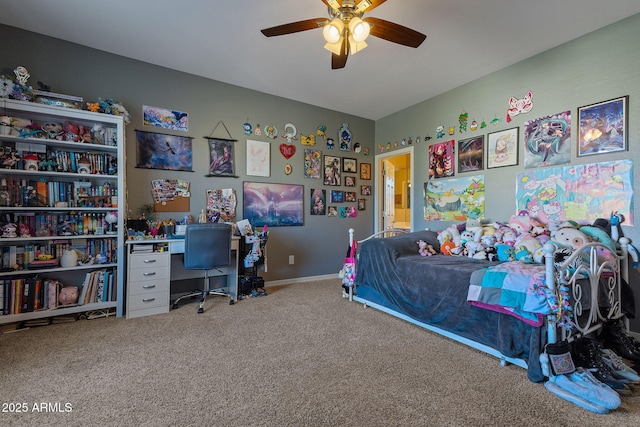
[0,99,125,323]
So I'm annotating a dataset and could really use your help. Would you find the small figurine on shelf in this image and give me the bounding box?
[105,211,118,234]
[19,223,31,238]
[2,223,18,238]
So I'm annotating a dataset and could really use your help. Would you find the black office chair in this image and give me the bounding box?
[172,223,233,313]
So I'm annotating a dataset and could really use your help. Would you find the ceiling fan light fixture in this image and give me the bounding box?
[348,17,370,43]
[348,38,367,54]
[323,17,344,44]
[324,40,344,55]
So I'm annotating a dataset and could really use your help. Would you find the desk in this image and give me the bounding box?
[125,237,239,319]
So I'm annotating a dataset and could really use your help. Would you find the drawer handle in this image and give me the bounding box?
[144,259,157,263]
[142,284,156,289]
[142,298,156,303]
[143,272,156,276]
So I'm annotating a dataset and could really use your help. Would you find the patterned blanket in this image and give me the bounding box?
[467,261,550,326]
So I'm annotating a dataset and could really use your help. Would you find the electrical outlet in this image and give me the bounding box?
[289,255,295,265]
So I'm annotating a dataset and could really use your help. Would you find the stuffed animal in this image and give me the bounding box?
[514,245,534,263]
[495,243,515,262]
[509,212,533,235]
[553,226,591,250]
[417,240,436,257]
[465,218,483,241]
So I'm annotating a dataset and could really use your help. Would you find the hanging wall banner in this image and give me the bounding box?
[207,137,236,177]
[424,175,485,221]
[135,130,193,171]
[516,159,634,225]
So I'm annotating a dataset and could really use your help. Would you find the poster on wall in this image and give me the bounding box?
[423,175,485,221]
[246,139,270,177]
[135,130,193,171]
[243,182,304,227]
[516,159,634,225]
[429,140,455,178]
[458,136,484,172]
[142,105,188,131]
[523,110,571,169]
[577,96,628,157]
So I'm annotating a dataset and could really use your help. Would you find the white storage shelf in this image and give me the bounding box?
[0,99,126,324]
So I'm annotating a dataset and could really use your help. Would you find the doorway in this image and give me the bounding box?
[374,146,414,232]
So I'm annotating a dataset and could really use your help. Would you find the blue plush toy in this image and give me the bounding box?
[495,243,515,262]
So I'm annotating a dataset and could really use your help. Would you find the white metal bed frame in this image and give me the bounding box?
[347,227,630,368]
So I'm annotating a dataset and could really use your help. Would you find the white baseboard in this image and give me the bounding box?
[264,274,337,287]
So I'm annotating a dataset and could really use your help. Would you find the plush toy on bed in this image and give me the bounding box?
[417,240,437,256]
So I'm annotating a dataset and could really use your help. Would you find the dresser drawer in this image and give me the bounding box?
[127,290,169,311]
[128,265,170,282]
[129,252,170,269]
[128,277,170,295]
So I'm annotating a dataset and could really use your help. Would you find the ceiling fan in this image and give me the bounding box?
[260,0,427,69]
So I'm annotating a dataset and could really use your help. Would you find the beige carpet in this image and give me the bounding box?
[2,278,640,427]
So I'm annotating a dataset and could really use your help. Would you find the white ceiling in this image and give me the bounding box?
[2,1,640,120]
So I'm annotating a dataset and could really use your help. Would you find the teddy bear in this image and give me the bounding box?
[417,240,437,257]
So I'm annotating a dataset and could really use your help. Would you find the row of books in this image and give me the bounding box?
[0,269,116,315]
[7,211,113,238]
[0,179,115,208]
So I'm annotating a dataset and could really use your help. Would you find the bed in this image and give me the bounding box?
[347,227,631,383]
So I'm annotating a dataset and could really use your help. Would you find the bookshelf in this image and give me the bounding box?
[0,99,125,323]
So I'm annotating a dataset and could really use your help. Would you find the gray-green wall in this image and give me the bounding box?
[0,23,375,282]
[377,13,640,247]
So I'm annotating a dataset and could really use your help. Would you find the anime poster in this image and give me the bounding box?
[424,175,485,221]
[310,188,326,215]
[523,110,571,169]
[516,160,633,225]
[304,148,322,179]
[135,130,193,171]
[429,140,455,179]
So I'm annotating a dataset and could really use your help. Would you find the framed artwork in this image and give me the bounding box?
[428,140,455,178]
[343,157,357,173]
[246,139,270,177]
[345,191,356,202]
[458,136,484,173]
[206,137,236,177]
[577,96,628,156]
[143,105,188,131]
[358,198,366,211]
[324,155,341,186]
[344,176,356,187]
[361,185,371,196]
[135,130,193,171]
[330,190,344,203]
[487,128,519,169]
[328,206,338,217]
[310,188,326,215]
[242,182,303,227]
[303,148,322,179]
[360,163,371,180]
[523,111,571,168]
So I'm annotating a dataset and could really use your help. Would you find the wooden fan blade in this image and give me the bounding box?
[331,38,349,69]
[321,0,342,11]
[261,18,328,37]
[356,0,388,13]
[364,17,426,48]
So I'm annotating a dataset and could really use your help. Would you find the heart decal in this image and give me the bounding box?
[280,144,296,159]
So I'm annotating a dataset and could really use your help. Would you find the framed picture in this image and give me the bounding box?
[324,155,341,186]
[577,96,628,156]
[487,128,519,169]
[135,130,193,171]
[358,198,366,211]
[343,157,357,173]
[360,163,371,180]
[206,137,236,177]
[361,185,371,196]
[345,191,356,202]
[246,139,270,177]
[330,190,343,203]
[344,176,356,187]
[143,105,188,131]
[242,182,303,227]
[328,206,338,217]
[303,148,322,179]
[458,136,484,173]
[310,188,326,215]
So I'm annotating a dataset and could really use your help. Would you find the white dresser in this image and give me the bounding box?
[126,249,171,319]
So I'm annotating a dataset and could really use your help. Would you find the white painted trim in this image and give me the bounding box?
[265,274,337,287]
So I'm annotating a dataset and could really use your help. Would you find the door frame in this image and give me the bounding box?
[374,146,414,233]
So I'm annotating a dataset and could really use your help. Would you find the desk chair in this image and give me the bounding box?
[172,223,233,313]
